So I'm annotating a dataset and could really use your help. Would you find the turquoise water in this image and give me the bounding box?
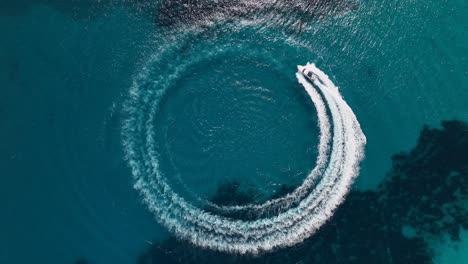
[1,0,467,263]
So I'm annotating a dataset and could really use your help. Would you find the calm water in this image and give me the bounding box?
[1,0,467,263]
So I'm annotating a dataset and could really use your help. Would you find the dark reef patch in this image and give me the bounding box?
[155,0,359,29]
[209,181,258,206]
[204,181,265,221]
[137,120,468,263]
[379,121,468,241]
[1,0,357,29]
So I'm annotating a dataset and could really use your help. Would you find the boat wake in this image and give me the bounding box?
[121,50,366,253]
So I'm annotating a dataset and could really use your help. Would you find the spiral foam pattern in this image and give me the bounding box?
[122,39,366,254]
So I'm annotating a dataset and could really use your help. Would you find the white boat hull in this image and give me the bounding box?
[297,64,319,82]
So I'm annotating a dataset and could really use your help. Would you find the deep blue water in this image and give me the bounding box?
[1,1,467,263]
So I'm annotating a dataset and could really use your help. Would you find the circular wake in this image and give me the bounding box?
[122,39,366,253]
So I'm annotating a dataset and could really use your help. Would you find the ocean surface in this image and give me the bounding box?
[1,0,467,263]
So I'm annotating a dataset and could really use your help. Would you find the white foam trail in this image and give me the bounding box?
[122,60,366,254]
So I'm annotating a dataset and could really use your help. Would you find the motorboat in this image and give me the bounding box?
[297,64,319,82]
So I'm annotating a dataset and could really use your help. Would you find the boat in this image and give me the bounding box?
[297,64,319,82]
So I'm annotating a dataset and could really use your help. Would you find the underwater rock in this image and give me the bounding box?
[379,120,468,241]
[209,181,257,206]
[155,0,359,29]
